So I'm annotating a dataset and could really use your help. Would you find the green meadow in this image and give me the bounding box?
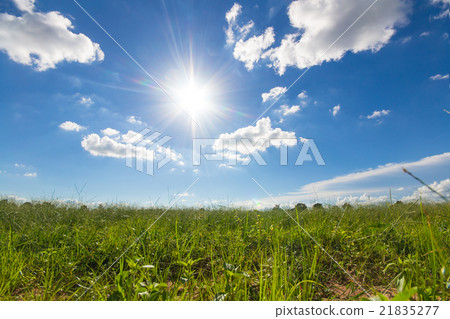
[0,200,449,301]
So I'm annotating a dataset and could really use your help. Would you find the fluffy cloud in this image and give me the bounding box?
[331,105,341,117]
[297,91,308,99]
[59,121,86,132]
[278,104,301,116]
[0,0,104,71]
[365,109,390,119]
[225,3,254,45]
[101,128,120,137]
[262,86,287,103]
[13,0,35,13]
[81,130,183,165]
[79,96,94,106]
[233,27,275,70]
[214,117,297,162]
[262,0,410,75]
[401,178,450,202]
[127,116,145,126]
[430,73,449,80]
[336,193,389,206]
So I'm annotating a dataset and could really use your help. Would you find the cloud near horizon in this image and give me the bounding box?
[238,152,450,208]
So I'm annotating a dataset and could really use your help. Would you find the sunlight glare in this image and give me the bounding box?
[178,82,210,116]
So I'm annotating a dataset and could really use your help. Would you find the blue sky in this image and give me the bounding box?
[0,0,449,208]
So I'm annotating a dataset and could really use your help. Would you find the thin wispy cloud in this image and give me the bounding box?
[24,172,37,177]
[430,73,449,80]
[245,152,450,208]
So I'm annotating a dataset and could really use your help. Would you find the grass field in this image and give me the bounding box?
[0,199,449,301]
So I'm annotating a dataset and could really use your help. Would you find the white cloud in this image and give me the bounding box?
[79,96,94,106]
[225,3,242,44]
[1,194,27,202]
[214,117,297,161]
[226,3,242,25]
[193,168,199,174]
[24,172,36,177]
[432,0,450,19]
[244,152,450,207]
[219,163,235,169]
[13,0,35,13]
[365,109,390,119]
[225,3,254,45]
[59,121,86,132]
[0,1,104,71]
[336,193,389,206]
[331,105,341,117]
[397,187,405,191]
[262,0,411,75]
[81,132,183,165]
[297,91,308,99]
[233,27,275,70]
[299,137,309,144]
[101,128,120,137]
[262,86,287,102]
[297,152,450,197]
[278,104,301,116]
[420,31,430,37]
[14,163,25,168]
[401,178,450,202]
[400,36,412,44]
[435,9,450,19]
[430,73,449,80]
[176,192,194,197]
[127,116,144,126]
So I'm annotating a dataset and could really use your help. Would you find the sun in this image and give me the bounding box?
[177,81,211,116]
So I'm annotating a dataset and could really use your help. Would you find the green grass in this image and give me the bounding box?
[0,200,449,300]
